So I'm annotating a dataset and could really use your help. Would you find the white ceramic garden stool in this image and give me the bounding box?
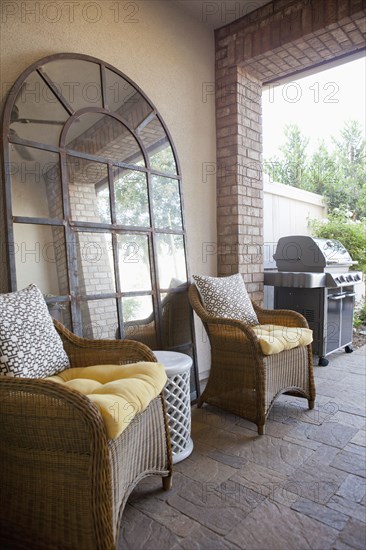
[154,350,194,464]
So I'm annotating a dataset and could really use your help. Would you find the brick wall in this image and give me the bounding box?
[216,66,263,302]
[215,0,366,303]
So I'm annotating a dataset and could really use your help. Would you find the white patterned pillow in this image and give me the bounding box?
[193,274,259,326]
[0,284,70,378]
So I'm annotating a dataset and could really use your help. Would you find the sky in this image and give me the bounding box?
[262,56,366,159]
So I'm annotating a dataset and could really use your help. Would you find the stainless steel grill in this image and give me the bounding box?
[264,236,363,366]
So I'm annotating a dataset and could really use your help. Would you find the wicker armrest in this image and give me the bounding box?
[252,302,309,328]
[0,377,109,452]
[205,315,263,351]
[53,319,157,368]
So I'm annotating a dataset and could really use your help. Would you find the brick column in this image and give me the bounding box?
[216,64,263,303]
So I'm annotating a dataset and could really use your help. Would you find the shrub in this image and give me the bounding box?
[354,304,366,328]
[309,208,366,274]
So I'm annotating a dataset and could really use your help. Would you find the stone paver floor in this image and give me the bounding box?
[120,347,366,550]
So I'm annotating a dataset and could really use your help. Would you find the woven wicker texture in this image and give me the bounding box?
[0,320,172,549]
[189,284,316,435]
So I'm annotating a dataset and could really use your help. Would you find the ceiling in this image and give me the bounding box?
[171,0,270,30]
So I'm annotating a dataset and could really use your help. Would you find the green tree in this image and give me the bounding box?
[264,120,366,219]
[264,123,309,189]
[331,121,366,219]
[306,142,347,211]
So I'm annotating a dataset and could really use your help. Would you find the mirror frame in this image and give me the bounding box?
[1,53,199,398]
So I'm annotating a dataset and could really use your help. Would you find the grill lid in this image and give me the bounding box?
[273,236,354,273]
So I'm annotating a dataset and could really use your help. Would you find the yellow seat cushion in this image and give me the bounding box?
[46,363,167,439]
[252,325,313,355]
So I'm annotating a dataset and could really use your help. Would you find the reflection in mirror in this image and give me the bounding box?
[117,234,151,292]
[10,149,61,218]
[151,175,182,229]
[156,234,187,289]
[122,295,157,349]
[65,112,145,165]
[161,289,192,348]
[66,156,109,223]
[9,71,68,146]
[80,298,118,339]
[13,224,68,296]
[138,116,177,173]
[96,186,110,224]
[75,232,115,295]
[42,59,103,110]
[46,302,72,331]
[105,68,153,129]
[114,167,149,227]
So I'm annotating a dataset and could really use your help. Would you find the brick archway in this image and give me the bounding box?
[215,0,366,303]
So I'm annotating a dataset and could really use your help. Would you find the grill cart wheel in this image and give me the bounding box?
[318,357,329,367]
[345,345,354,354]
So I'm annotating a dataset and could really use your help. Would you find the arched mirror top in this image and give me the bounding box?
[3,53,179,177]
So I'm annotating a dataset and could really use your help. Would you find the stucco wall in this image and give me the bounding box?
[0,0,216,376]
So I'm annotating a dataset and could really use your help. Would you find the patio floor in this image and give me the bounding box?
[120,346,366,550]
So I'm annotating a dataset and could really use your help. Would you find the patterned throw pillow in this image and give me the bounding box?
[0,284,70,378]
[193,273,259,326]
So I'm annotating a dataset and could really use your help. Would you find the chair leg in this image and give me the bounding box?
[162,474,172,491]
[257,425,265,436]
[308,399,315,410]
[197,395,205,409]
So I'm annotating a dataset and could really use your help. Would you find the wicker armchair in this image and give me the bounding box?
[189,284,316,435]
[0,320,172,550]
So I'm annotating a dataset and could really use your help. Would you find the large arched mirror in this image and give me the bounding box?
[1,53,198,398]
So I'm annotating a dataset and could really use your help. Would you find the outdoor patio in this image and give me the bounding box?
[120,345,366,550]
